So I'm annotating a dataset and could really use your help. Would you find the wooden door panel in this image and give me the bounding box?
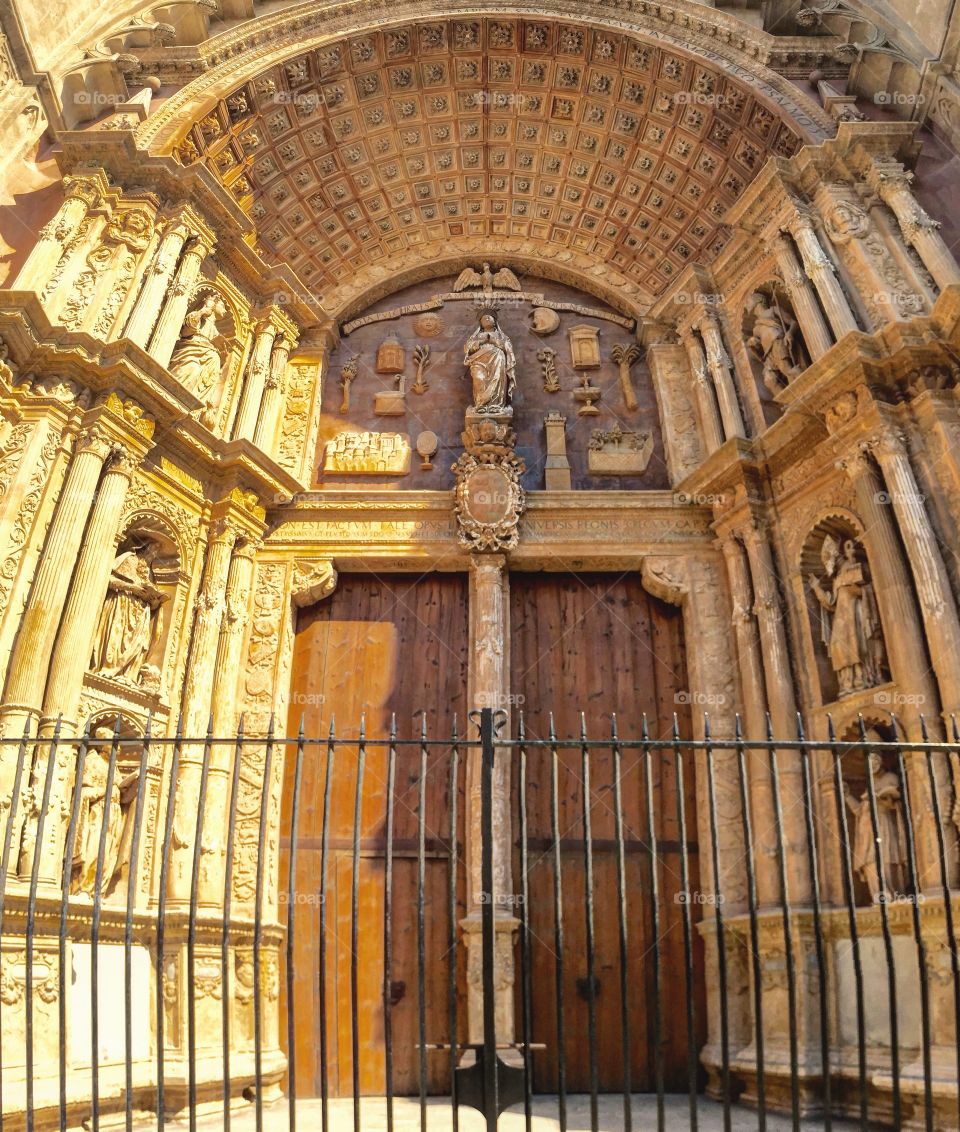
[509,572,705,1094]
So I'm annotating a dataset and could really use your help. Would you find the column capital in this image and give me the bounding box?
[75,425,115,461]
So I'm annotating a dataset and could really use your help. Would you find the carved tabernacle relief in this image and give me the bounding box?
[322,432,411,475]
[587,426,655,475]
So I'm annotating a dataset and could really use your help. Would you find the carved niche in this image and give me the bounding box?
[743,285,809,397]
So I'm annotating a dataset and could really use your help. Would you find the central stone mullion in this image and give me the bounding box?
[463,552,517,1048]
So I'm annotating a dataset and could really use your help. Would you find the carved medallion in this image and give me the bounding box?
[451,449,526,552]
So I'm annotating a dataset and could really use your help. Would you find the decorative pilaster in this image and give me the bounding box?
[253,333,295,456]
[295,324,338,484]
[147,236,213,368]
[233,320,279,443]
[680,324,724,455]
[14,175,105,293]
[770,231,834,359]
[872,166,960,293]
[786,211,859,340]
[123,219,192,348]
[698,312,745,440]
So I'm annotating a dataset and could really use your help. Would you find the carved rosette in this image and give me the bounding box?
[451,449,526,552]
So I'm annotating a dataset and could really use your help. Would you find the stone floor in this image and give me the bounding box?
[191,1095,862,1130]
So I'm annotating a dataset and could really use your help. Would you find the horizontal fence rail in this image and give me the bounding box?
[0,711,958,1130]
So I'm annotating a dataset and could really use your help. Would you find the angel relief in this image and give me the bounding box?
[453,263,522,294]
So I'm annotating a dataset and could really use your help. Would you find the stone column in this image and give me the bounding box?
[1,427,113,725]
[681,326,724,455]
[874,168,960,293]
[253,333,294,456]
[233,321,278,443]
[698,312,745,440]
[41,448,142,727]
[14,175,104,293]
[838,446,954,890]
[123,220,192,348]
[787,210,859,340]
[169,518,239,902]
[147,236,213,368]
[771,231,834,359]
[739,519,811,906]
[464,554,516,1047]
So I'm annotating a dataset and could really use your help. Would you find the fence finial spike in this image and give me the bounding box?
[298,713,306,738]
[672,713,680,741]
[703,712,711,740]
[764,713,774,741]
[734,714,743,742]
[421,713,428,741]
[548,712,557,743]
[327,715,336,741]
[205,712,214,739]
[920,714,932,742]
[610,713,619,741]
[826,713,837,743]
[451,713,459,743]
[236,714,245,739]
[517,711,525,742]
[950,713,959,742]
[641,713,650,741]
[795,711,805,741]
[579,711,588,742]
[359,714,366,741]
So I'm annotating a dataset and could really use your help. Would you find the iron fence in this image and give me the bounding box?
[0,711,958,1130]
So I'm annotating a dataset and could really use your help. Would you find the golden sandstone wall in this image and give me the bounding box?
[0,0,958,1125]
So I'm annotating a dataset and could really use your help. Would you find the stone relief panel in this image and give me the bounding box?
[325,273,665,490]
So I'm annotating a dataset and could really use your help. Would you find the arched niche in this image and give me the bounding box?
[801,513,890,707]
[741,281,811,428]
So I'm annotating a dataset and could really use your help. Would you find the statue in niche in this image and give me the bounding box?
[808,536,887,698]
[845,745,908,902]
[90,543,168,684]
[745,291,807,394]
[72,726,141,897]
[168,294,228,400]
[463,310,516,413]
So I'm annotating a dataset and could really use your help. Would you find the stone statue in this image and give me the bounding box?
[72,727,141,897]
[463,311,517,413]
[90,544,168,684]
[745,291,806,393]
[845,747,908,902]
[808,536,887,697]
[168,295,228,399]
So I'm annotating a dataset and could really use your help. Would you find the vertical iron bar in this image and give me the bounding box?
[187,719,215,1132]
[548,714,567,1132]
[766,715,799,1132]
[156,717,184,1132]
[26,720,61,1132]
[254,719,276,1132]
[124,720,151,1132]
[610,716,632,1132]
[642,715,664,1132]
[91,719,122,1132]
[384,715,397,1132]
[890,716,931,1132]
[286,719,306,1132]
[417,717,428,1132]
[931,717,960,1131]
[0,721,31,1132]
[479,707,498,1132]
[222,719,245,1132]
[579,714,599,1132]
[672,715,698,1132]
[859,716,899,1128]
[350,717,366,1132]
[733,719,765,1132]
[448,717,460,1132]
[703,718,730,1132]
[58,723,89,1132]
[318,720,335,1132]
[828,716,867,1131]
[796,715,830,1131]
[518,715,533,1132]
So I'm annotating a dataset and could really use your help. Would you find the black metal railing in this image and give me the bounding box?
[0,711,958,1130]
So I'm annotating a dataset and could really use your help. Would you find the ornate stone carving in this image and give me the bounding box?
[168,294,229,403]
[454,263,521,293]
[611,343,641,410]
[338,357,357,412]
[568,324,601,369]
[322,431,411,474]
[463,311,516,414]
[291,560,337,608]
[844,743,908,903]
[537,347,560,393]
[452,446,526,552]
[744,290,808,393]
[587,426,654,475]
[90,543,168,684]
[410,344,430,394]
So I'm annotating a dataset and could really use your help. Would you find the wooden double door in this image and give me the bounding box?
[281,570,703,1098]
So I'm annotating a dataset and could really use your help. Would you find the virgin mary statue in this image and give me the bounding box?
[463,311,517,413]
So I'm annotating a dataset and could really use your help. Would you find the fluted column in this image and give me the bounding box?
[698,312,745,440]
[14,176,103,292]
[253,333,294,456]
[1,428,113,722]
[740,519,810,906]
[787,210,859,340]
[681,326,724,455]
[874,168,960,293]
[771,231,834,358]
[41,448,142,727]
[870,430,960,714]
[123,220,192,347]
[234,321,278,442]
[147,236,213,368]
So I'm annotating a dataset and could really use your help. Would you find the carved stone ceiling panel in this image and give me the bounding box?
[175,17,802,312]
